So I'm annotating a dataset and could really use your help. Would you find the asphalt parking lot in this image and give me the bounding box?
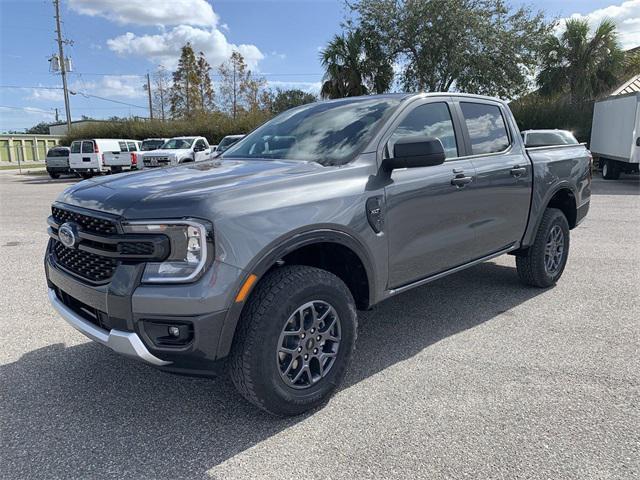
[1,171,638,479]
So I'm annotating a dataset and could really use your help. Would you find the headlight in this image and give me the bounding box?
[123,220,212,283]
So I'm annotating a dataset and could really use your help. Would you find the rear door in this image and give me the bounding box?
[383,97,479,288]
[455,100,532,256]
[68,141,82,169]
[81,140,97,168]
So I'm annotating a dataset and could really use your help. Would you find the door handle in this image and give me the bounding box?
[451,173,473,187]
[510,166,527,177]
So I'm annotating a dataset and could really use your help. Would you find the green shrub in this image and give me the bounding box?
[510,94,594,144]
[61,110,273,146]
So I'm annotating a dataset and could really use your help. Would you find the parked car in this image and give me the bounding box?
[521,129,579,148]
[214,134,245,156]
[102,140,142,174]
[46,93,591,416]
[590,92,640,180]
[142,136,211,168]
[45,146,72,179]
[69,138,131,178]
[140,138,169,151]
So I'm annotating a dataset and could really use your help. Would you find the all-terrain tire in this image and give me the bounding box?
[229,265,357,416]
[516,208,570,288]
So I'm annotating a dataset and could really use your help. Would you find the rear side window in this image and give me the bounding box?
[81,141,94,153]
[388,102,458,159]
[70,142,81,153]
[460,102,510,155]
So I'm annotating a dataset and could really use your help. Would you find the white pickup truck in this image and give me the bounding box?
[102,140,142,173]
[141,136,212,168]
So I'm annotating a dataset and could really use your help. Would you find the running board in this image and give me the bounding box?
[386,246,515,297]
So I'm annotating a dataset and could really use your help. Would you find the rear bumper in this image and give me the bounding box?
[48,288,170,366]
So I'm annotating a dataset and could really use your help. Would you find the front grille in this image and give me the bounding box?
[119,241,154,255]
[52,206,117,235]
[53,240,117,283]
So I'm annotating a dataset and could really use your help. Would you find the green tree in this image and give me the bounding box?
[269,88,317,114]
[218,51,267,118]
[319,28,393,99]
[537,19,625,102]
[152,65,171,121]
[349,0,550,98]
[196,52,215,111]
[26,122,51,134]
[170,43,201,117]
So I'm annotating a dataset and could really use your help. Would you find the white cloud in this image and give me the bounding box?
[70,75,148,99]
[107,26,264,70]
[68,0,217,27]
[26,86,63,102]
[270,51,287,60]
[563,0,640,50]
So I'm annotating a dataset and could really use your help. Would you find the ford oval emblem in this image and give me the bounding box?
[58,222,78,249]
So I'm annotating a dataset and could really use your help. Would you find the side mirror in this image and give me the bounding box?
[383,137,446,171]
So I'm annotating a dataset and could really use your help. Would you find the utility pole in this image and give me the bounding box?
[53,0,72,132]
[146,73,153,119]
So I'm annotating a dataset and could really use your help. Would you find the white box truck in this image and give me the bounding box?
[590,92,640,180]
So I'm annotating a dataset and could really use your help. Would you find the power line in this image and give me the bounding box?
[0,105,54,114]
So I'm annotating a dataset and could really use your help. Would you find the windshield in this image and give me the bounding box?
[525,131,578,147]
[223,97,403,165]
[161,138,195,149]
[217,136,243,152]
[141,140,166,151]
[47,148,68,157]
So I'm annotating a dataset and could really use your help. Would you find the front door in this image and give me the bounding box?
[384,99,479,288]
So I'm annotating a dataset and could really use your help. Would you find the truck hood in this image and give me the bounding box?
[56,158,324,218]
[141,149,186,157]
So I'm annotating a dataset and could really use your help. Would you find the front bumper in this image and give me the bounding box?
[46,247,241,372]
[48,288,169,366]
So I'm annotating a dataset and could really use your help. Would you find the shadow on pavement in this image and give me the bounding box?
[2,261,547,479]
[591,173,640,196]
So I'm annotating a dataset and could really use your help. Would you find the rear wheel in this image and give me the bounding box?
[48,171,60,179]
[80,172,93,179]
[602,159,620,180]
[110,166,123,174]
[229,265,357,416]
[516,208,570,288]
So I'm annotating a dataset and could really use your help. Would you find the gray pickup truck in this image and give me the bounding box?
[45,93,591,416]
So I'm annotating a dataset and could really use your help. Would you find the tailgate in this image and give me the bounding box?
[103,151,130,166]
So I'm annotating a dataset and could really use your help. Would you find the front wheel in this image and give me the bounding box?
[229,265,357,416]
[516,208,570,288]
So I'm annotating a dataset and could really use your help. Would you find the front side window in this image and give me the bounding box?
[161,138,195,149]
[70,141,81,153]
[223,97,403,166]
[81,141,94,153]
[460,102,510,155]
[387,102,458,159]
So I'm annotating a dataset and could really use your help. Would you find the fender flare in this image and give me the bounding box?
[521,181,578,248]
[215,227,376,359]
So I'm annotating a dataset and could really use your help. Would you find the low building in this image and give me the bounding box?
[48,119,107,136]
[0,134,64,163]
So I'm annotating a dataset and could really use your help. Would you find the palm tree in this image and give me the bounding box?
[319,30,393,99]
[537,19,624,102]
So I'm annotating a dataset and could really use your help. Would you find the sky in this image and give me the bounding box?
[0,0,639,132]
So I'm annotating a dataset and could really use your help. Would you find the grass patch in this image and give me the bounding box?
[0,163,46,171]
